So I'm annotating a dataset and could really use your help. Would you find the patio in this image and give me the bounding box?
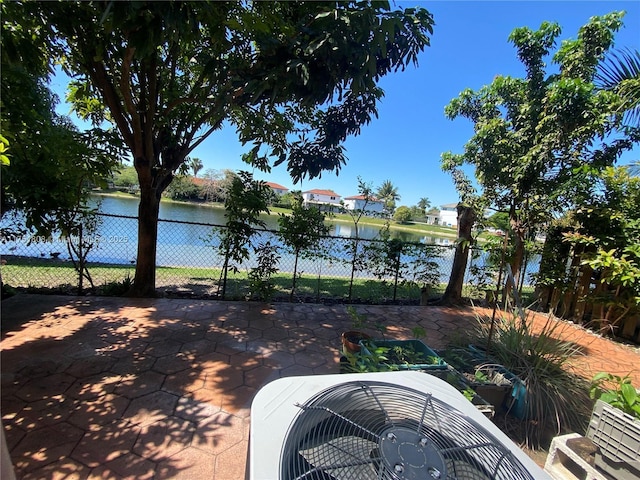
[1,294,639,479]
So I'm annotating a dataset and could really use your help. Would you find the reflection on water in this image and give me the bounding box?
[1,194,539,284]
[95,194,442,243]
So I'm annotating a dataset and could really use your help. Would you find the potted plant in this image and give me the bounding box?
[340,306,383,355]
[449,305,592,449]
[341,330,372,354]
[440,347,515,410]
[588,373,640,480]
[368,339,446,370]
[426,368,495,418]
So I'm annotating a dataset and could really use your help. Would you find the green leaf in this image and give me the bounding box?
[621,383,637,406]
[592,372,613,383]
[600,392,618,404]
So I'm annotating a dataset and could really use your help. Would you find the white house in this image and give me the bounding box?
[265,181,289,196]
[438,203,459,228]
[342,195,384,214]
[302,189,342,212]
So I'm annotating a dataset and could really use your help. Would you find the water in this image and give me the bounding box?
[0,194,539,284]
[93,194,437,243]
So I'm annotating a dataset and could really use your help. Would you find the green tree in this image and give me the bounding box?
[164,175,201,201]
[393,205,412,223]
[442,12,634,287]
[377,179,401,215]
[417,197,431,215]
[0,58,117,235]
[440,152,486,305]
[277,193,329,301]
[189,157,204,178]
[342,177,374,300]
[570,166,640,330]
[113,165,139,190]
[215,171,272,299]
[11,1,434,296]
[486,212,511,233]
[274,191,296,209]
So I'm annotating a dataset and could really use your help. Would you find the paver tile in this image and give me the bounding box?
[155,446,216,480]
[115,371,166,399]
[12,423,83,475]
[14,372,76,402]
[21,457,91,480]
[15,394,77,430]
[89,453,156,480]
[3,294,640,480]
[70,419,140,468]
[67,393,130,430]
[215,439,248,480]
[67,373,122,400]
[192,411,245,455]
[122,391,178,427]
[132,416,196,461]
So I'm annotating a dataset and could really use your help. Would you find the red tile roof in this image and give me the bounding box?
[344,195,381,201]
[303,189,341,197]
[265,181,289,191]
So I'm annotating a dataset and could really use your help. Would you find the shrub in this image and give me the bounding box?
[470,306,591,449]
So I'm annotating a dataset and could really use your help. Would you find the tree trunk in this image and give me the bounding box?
[508,207,527,289]
[128,178,162,297]
[440,205,476,305]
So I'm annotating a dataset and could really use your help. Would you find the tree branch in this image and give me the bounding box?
[120,46,143,155]
[88,61,135,151]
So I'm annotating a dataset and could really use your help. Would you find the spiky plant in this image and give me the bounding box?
[472,306,592,449]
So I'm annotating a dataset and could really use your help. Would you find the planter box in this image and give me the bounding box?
[587,399,640,480]
[464,344,528,418]
[425,367,495,418]
[339,338,446,373]
[473,383,512,409]
[372,339,447,371]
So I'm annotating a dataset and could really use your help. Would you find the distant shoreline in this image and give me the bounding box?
[91,190,460,239]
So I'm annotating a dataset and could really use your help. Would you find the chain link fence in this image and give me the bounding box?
[1,212,537,303]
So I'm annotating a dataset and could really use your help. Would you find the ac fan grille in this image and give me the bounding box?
[280,380,534,480]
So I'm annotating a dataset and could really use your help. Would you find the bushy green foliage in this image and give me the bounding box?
[277,194,329,300]
[7,0,434,295]
[99,274,133,297]
[393,206,412,224]
[590,372,640,419]
[214,171,271,299]
[164,175,202,201]
[112,166,139,190]
[247,241,281,302]
[442,12,633,287]
[563,166,640,328]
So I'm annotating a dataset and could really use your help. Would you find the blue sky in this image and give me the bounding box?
[52,1,640,209]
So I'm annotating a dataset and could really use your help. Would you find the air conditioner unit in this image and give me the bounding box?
[249,371,551,479]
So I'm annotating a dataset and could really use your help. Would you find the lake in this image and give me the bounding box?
[92,194,453,245]
[0,194,539,284]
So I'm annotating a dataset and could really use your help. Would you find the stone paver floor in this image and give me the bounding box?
[1,294,639,479]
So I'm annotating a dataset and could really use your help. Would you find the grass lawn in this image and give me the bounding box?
[3,254,537,305]
[1,256,444,303]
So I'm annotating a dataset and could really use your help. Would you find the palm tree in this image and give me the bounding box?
[627,161,640,177]
[417,197,431,214]
[595,47,640,128]
[190,157,204,177]
[376,180,400,214]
